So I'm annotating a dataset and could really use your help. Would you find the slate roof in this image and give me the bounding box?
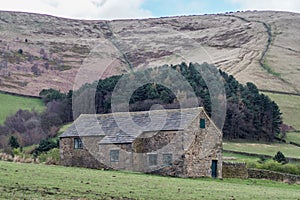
[60,107,202,144]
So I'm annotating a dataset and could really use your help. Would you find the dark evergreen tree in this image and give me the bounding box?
[8,136,19,149]
[273,151,288,164]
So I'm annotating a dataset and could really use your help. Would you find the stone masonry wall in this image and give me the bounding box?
[222,162,248,179]
[248,168,300,184]
[60,136,107,169]
[132,130,183,172]
[98,143,133,170]
[182,110,222,178]
[151,109,223,178]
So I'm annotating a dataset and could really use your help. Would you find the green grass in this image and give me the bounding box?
[57,123,72,135]
[263,92,300,130]
[0,92,45,124]
[262,62,282,78]
[223,142,300,158]
[0,161,299,200]
[223,151,260,163]
[286,132,300,144]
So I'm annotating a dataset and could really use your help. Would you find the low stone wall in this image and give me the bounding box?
[222,162,248,179]
[223,149,300,162]
[290,141,300,147]
[248,168,300,184]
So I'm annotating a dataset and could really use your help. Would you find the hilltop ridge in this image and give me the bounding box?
[0,10,299,96]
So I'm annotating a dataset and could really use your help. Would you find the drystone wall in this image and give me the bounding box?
[60,136,107,169]
[222,162,248,179]
[248,168,300,184]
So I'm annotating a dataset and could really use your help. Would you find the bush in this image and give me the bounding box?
[33,138,59,156]
[258,155,268,164]
[262,160,282,172]
[38,148,60,165]
[247,160,300,175]
[8,136,20,149]
[281,163,299,175]
[273,151,288,164]
[246,161,258,168]
[12,148,22,157]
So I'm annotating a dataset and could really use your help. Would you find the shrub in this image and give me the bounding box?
[8,136,20,149]
[281,163,299,175]
[258,155,268,164]
[263,160,282,172]
[246,161,258,168]
[273,151,288,164]
[38,148,60,165]
[33,138,59,156]
[12,148,22,157]
[247,160,300,175]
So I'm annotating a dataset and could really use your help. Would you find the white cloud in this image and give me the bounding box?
[228,0,300,13]
[0,0,153,19]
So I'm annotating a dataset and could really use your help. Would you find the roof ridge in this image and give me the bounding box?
[76,107,204,118]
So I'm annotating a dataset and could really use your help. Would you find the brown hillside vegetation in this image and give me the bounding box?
[0,10,299,96]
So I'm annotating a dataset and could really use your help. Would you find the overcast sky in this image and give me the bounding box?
[0,0,299,20]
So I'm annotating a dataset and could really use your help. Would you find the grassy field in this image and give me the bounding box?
[0,92,45,124]
[0,161,300,200]
[223,151,260,163]
[223,142,300,158]
[263,92,300,130]
[286,132,300,144]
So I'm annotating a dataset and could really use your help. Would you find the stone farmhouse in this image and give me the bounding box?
[59,107,223,178]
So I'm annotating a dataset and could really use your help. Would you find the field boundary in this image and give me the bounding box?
[0,90,41,99]
[223,149,300,162]
[290,141,300,148]
[260,89,300,96]
[248,168,300,184]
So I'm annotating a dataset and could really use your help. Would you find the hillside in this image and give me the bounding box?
[0,10,300,96]
[0,92,45,124]
[1,10,300,131]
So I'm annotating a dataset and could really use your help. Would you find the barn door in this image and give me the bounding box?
[211,160,218,178]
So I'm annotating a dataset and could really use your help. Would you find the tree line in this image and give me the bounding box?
[74,62,282,142]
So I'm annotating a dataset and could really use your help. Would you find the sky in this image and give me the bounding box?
[0,0,300,20]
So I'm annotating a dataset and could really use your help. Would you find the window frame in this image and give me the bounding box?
[148,154,158,166]
[74,138,83,149]
[110,149,120,162]
[200,118,206,129]
[162,153,173,166]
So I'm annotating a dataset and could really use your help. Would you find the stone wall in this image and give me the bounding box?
[223,149,300,162]
[151,110,223,178]
[98,143,133,170]
[60,136,107,169]
[133,131,176,153]
[248,168,300,184]
[222,162,248,179]
[182,111,222,178]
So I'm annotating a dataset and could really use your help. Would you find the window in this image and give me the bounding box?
[163,154,172,166]
[200,118,206,129]
[148,154,157,166]
[110,150,119,162]
[74,138,83,149]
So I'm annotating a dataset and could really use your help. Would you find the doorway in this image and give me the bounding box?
[211,160,218,178]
